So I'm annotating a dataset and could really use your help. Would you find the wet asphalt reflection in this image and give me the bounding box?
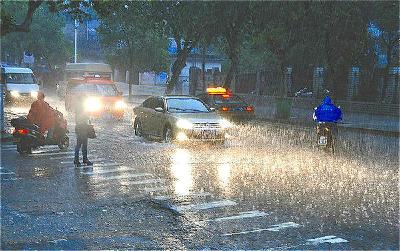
[1,96,398,249]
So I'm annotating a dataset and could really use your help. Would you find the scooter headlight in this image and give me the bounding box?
[30,91,38,98]
[114,100,126,110]
[10,91,20,98]
[84,97,102,112]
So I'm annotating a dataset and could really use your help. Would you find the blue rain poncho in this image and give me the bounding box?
[313,96,342,122]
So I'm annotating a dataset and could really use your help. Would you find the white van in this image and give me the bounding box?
[1,66,40,101]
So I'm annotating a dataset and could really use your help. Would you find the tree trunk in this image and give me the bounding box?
[166,48,189,94]
[202,46,206,92]
[224,53,238,89]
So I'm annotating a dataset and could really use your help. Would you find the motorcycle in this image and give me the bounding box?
[316,122,336,154]
[11,110,69,154]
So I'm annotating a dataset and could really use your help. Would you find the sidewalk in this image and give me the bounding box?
[255,105,399,135]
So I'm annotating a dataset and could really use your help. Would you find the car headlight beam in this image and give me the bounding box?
[114,100,126,110]
[176,119,193,130]
[84,97,102,112]
[30,91,38,98]
[10,91,20,98]
[220,119,233,129]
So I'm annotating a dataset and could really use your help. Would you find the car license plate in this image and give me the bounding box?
[318,136,327,146]
[195,130,217,139]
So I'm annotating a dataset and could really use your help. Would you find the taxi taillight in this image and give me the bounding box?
[15,129,29,135]
[221,107,230,112]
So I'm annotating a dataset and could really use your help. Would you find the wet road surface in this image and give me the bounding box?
[1,96,398,249]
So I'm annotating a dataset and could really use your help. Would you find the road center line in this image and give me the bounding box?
[171,200,237,213]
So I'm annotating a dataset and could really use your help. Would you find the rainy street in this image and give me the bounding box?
[1,95,398,250]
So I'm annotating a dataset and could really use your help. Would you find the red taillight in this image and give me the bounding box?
[17,129,29,135]
[221,107,229,111]
[246,106,253,112]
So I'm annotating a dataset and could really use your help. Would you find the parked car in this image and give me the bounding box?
[133,95,231,143]
[294,87,330,97]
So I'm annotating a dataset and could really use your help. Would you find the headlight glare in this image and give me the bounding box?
[84,97,102,112]
[176,119,193,129]
[30,91,38,98]
[220,119,232,129]
[10,91,20,98]
[114,100,126,109]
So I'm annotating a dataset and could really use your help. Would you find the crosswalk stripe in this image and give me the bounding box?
[0,172,15,175]
[143,186,169,193]
[171,200,237,213]
[223,222,301,236]
[35,151,74,156]
[81,167,134,175]
[61,158,106,164]
[93,172,152,181]
[197,210,269,223]
[120,178,165,186]
[307,235,349,244]
[153,192,212,201]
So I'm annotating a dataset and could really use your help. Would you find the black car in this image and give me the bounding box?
[197,89,255,121]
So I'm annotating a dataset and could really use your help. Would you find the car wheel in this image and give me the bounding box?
[134,119,143,137]
[163,126,173,143]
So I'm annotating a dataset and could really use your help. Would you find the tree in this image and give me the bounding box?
[95,1,169,87]
[0,0,90,36]
[149,1,215,94]
[1,2,72,68]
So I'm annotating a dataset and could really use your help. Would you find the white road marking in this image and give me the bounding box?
[0,172,15,175]
[143,186,169,193]
[1,178,21,181]
[307,235,349,244]
[1,148,17,151]
[223,222,301,236]
[197,210,269,223]
[81,166,134,175]
[93,172,152,181]
[92,163,122,167]
[51,155,96,160]
[153,192,212,201]
[120,178,166,186]
[1,145,16,149]
[61,158,106,164]
[171,200,237,213]
[36,151,75,156]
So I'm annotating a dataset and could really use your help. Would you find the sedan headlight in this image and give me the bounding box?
[219,119,233,129]
[114,100,126,110]
[84,97,102,112]
[176,119,193,130]
[10,91,20,98]
[30,91,38,98]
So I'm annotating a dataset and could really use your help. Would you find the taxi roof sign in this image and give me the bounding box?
[207,87,228,94]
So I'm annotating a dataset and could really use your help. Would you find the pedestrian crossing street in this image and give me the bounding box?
[1,144,350,249]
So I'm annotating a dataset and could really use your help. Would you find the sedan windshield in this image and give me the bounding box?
[69,83,118,96]
[5,73,35,84]
[166,98,209,113]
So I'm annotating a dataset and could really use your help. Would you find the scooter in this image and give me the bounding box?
[11,110,69,154]
[316,122,336,154]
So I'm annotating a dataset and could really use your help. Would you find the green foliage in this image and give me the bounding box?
[95,1,169,74]
[1,2,71,67]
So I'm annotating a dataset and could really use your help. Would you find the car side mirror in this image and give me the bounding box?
[209,107,216,112]
[155,107,164,112]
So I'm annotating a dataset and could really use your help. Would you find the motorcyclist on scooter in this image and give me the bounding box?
[27,91,56,138]
[313,96,342,123]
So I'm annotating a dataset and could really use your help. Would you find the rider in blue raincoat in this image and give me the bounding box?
[313,96,342,123]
